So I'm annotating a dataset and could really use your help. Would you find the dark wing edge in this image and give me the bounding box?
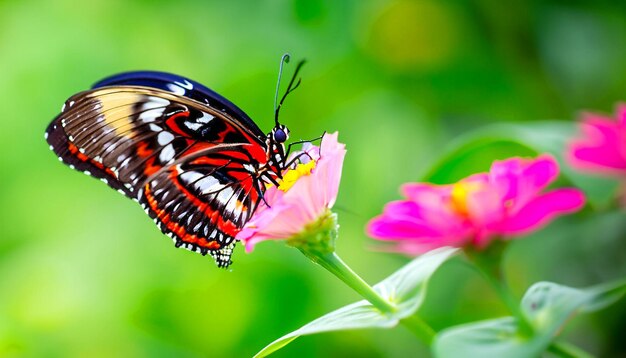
[45,95,134,197]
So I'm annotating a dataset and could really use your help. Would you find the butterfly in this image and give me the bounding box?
[45,56,305,268]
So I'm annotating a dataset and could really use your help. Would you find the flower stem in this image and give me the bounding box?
[474,258,522,318]
[465,244,532,336]
[467,247,593,357]
[313,252,397,314]
[309,251,435,344]
[547,341,594,358]
[400,312,436,344]
[288,210,435,344]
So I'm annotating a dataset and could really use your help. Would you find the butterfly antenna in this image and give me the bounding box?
[273,53,290,121]
[274,55,306,126]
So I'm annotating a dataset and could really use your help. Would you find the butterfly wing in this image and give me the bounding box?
[140,144,262,267]
[92,70,263,136]
[45,85,267,267]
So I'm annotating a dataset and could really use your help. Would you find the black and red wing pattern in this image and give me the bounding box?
[45,85,268,267]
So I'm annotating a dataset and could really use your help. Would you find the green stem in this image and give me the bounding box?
[475,258,522,318]
[400,312,436,344]
[288,210,435,344]
[547,341,594,358]
[466,246,532,336]
[304,251,435,344]
[312,252,397,314]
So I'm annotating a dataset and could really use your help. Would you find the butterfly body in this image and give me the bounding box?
[46,71,289,267]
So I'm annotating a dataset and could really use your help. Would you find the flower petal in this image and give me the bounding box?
[490,155,559,205]
[312,132,346,210]
[367,215,444,240]
[499,189,586,236]
[402,183,450,202]
[401,183,470,229]
[464,184,505,229]
[567,113,626,173]
[367,197,474,247]
[521,155,560,193]
[369,154,584,254]
[237,132,346,252]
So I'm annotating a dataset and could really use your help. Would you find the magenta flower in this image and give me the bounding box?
[236,132,346,252]
[367,155,586,254]
[567,103,626,177]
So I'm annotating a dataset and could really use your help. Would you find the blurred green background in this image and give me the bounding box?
[1,0,625,356]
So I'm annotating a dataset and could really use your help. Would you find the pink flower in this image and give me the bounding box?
[236,132,346,252]
[367,155,586,254]
[567,103,626,177]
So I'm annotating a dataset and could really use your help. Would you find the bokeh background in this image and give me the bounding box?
[1,0,625,357]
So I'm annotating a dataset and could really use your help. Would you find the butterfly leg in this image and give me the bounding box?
[284,132,325,158]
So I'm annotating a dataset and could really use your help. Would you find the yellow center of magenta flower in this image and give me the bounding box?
[450,181,482,216]
[278,160,317,192]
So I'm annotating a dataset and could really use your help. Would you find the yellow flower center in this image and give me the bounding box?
[450,181,482,216]
[277,160,317,192]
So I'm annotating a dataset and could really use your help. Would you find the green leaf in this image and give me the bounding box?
[421,121,619,208]
[521,280,626,335]
[254,247,458,357]
[375,247,458,312]
[434,317,531,358]
[433,279,626,358]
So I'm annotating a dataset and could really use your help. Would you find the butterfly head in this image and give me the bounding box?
[272,124,289,144]
[264,124,289,178]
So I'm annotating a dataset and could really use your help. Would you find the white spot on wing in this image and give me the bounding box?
[216,187,235,206]
[139,108,165,123]
[174,80,193,90]
[196,176,222,195]
[185,122,203,131]
[180,171,203,184]
[167,83,186,95]
[142,97,169,110]
[159,144,175,163]
[157,131,174,145]
[197,113,214,124]
[224,190,240,215]
[120,156,132,168]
